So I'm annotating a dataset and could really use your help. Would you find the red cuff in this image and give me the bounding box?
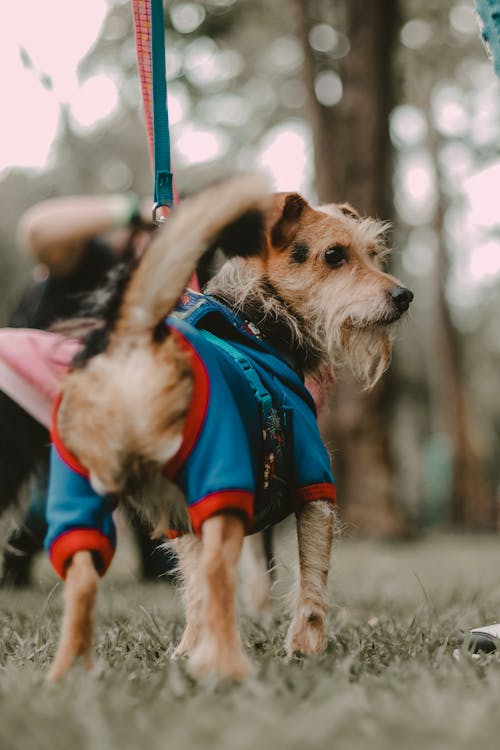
[188,490,254,536]
[165,529,185,540]
[293,483,336,513]
[49,529,115,579]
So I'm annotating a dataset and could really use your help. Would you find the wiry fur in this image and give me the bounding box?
[207,198,405,388]
[48,176,412,683]
[58,174,269,501]
[286,501,336,656]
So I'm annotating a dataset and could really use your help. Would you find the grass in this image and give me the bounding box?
[2,526,500,750]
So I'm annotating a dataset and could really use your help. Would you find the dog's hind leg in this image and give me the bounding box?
[171,534,203,658]
[285,500,335,657]
[240,533,273,621]
[189,514,250,681]
[47,551,99,682]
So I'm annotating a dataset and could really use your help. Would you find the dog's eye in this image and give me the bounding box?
[325,246,347,268]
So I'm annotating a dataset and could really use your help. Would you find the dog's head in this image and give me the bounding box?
[211,191,412,388]
[262,192,412,387]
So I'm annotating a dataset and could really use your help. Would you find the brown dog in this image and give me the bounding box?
[47,174,412,682]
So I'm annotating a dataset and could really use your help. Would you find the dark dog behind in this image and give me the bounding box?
[0,391,49,519]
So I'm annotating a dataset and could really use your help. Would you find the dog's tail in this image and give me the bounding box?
[112,173,268,341]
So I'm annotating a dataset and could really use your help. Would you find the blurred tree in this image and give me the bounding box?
[2,0,500,533]
[293,0,409,537]
[396,0,498,528]
[426,122,494,528]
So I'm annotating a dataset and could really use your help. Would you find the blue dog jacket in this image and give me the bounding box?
[45,290,336,579]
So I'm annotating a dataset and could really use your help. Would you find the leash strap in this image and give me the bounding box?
[132,0,174,216]
[131,1,199,288]
[131,0,154,165]
[199,330,273,417]
[150,0,174,213]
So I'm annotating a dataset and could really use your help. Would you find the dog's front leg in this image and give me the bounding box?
[190,514,250,681]
[285,500,335,657]
[172,534,203,658]
[47,550,99,682]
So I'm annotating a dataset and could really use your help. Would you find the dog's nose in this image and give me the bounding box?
[388,286,414,313]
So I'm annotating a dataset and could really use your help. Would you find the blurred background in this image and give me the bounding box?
[0,0,498,538]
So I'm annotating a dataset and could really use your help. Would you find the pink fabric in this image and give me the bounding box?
[0,329,80,427]
[0,328,326,430]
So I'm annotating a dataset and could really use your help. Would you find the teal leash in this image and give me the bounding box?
[150,0,174,221]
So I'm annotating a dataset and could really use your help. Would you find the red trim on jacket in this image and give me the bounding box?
[188,490,254,536]
[165,529,184,540]
[163,328,210,478]
[49,528,115,579]
[50,393,89,478]
[293,482,336,513]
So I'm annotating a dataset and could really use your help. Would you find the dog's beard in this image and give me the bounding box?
[306,287,395,390]
[336,325,392,389]
[305,310,391,389]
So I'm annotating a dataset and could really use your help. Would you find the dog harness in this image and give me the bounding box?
[45,290,336,579]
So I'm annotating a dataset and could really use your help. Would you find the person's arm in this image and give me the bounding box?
[16,194,143,276]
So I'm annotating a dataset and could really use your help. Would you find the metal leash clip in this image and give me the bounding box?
[152,202,170,225]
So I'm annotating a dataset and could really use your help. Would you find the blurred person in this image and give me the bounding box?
[459,0,500,653]
[11,193,151,328]
[0,193,176,586]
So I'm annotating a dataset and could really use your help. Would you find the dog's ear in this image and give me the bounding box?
[269,193,307,249]
[337,202,361,220]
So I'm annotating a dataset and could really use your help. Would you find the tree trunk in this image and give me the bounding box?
[294,0,409,536]
[428,130,494,529]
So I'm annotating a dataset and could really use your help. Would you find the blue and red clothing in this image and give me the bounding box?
[45,290,336,579]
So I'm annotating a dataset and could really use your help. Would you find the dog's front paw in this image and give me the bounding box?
[172,624,200,659]
[285,610,327,657]
[189,638,252,681]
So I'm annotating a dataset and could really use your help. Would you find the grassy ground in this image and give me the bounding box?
[2,527,500,750]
